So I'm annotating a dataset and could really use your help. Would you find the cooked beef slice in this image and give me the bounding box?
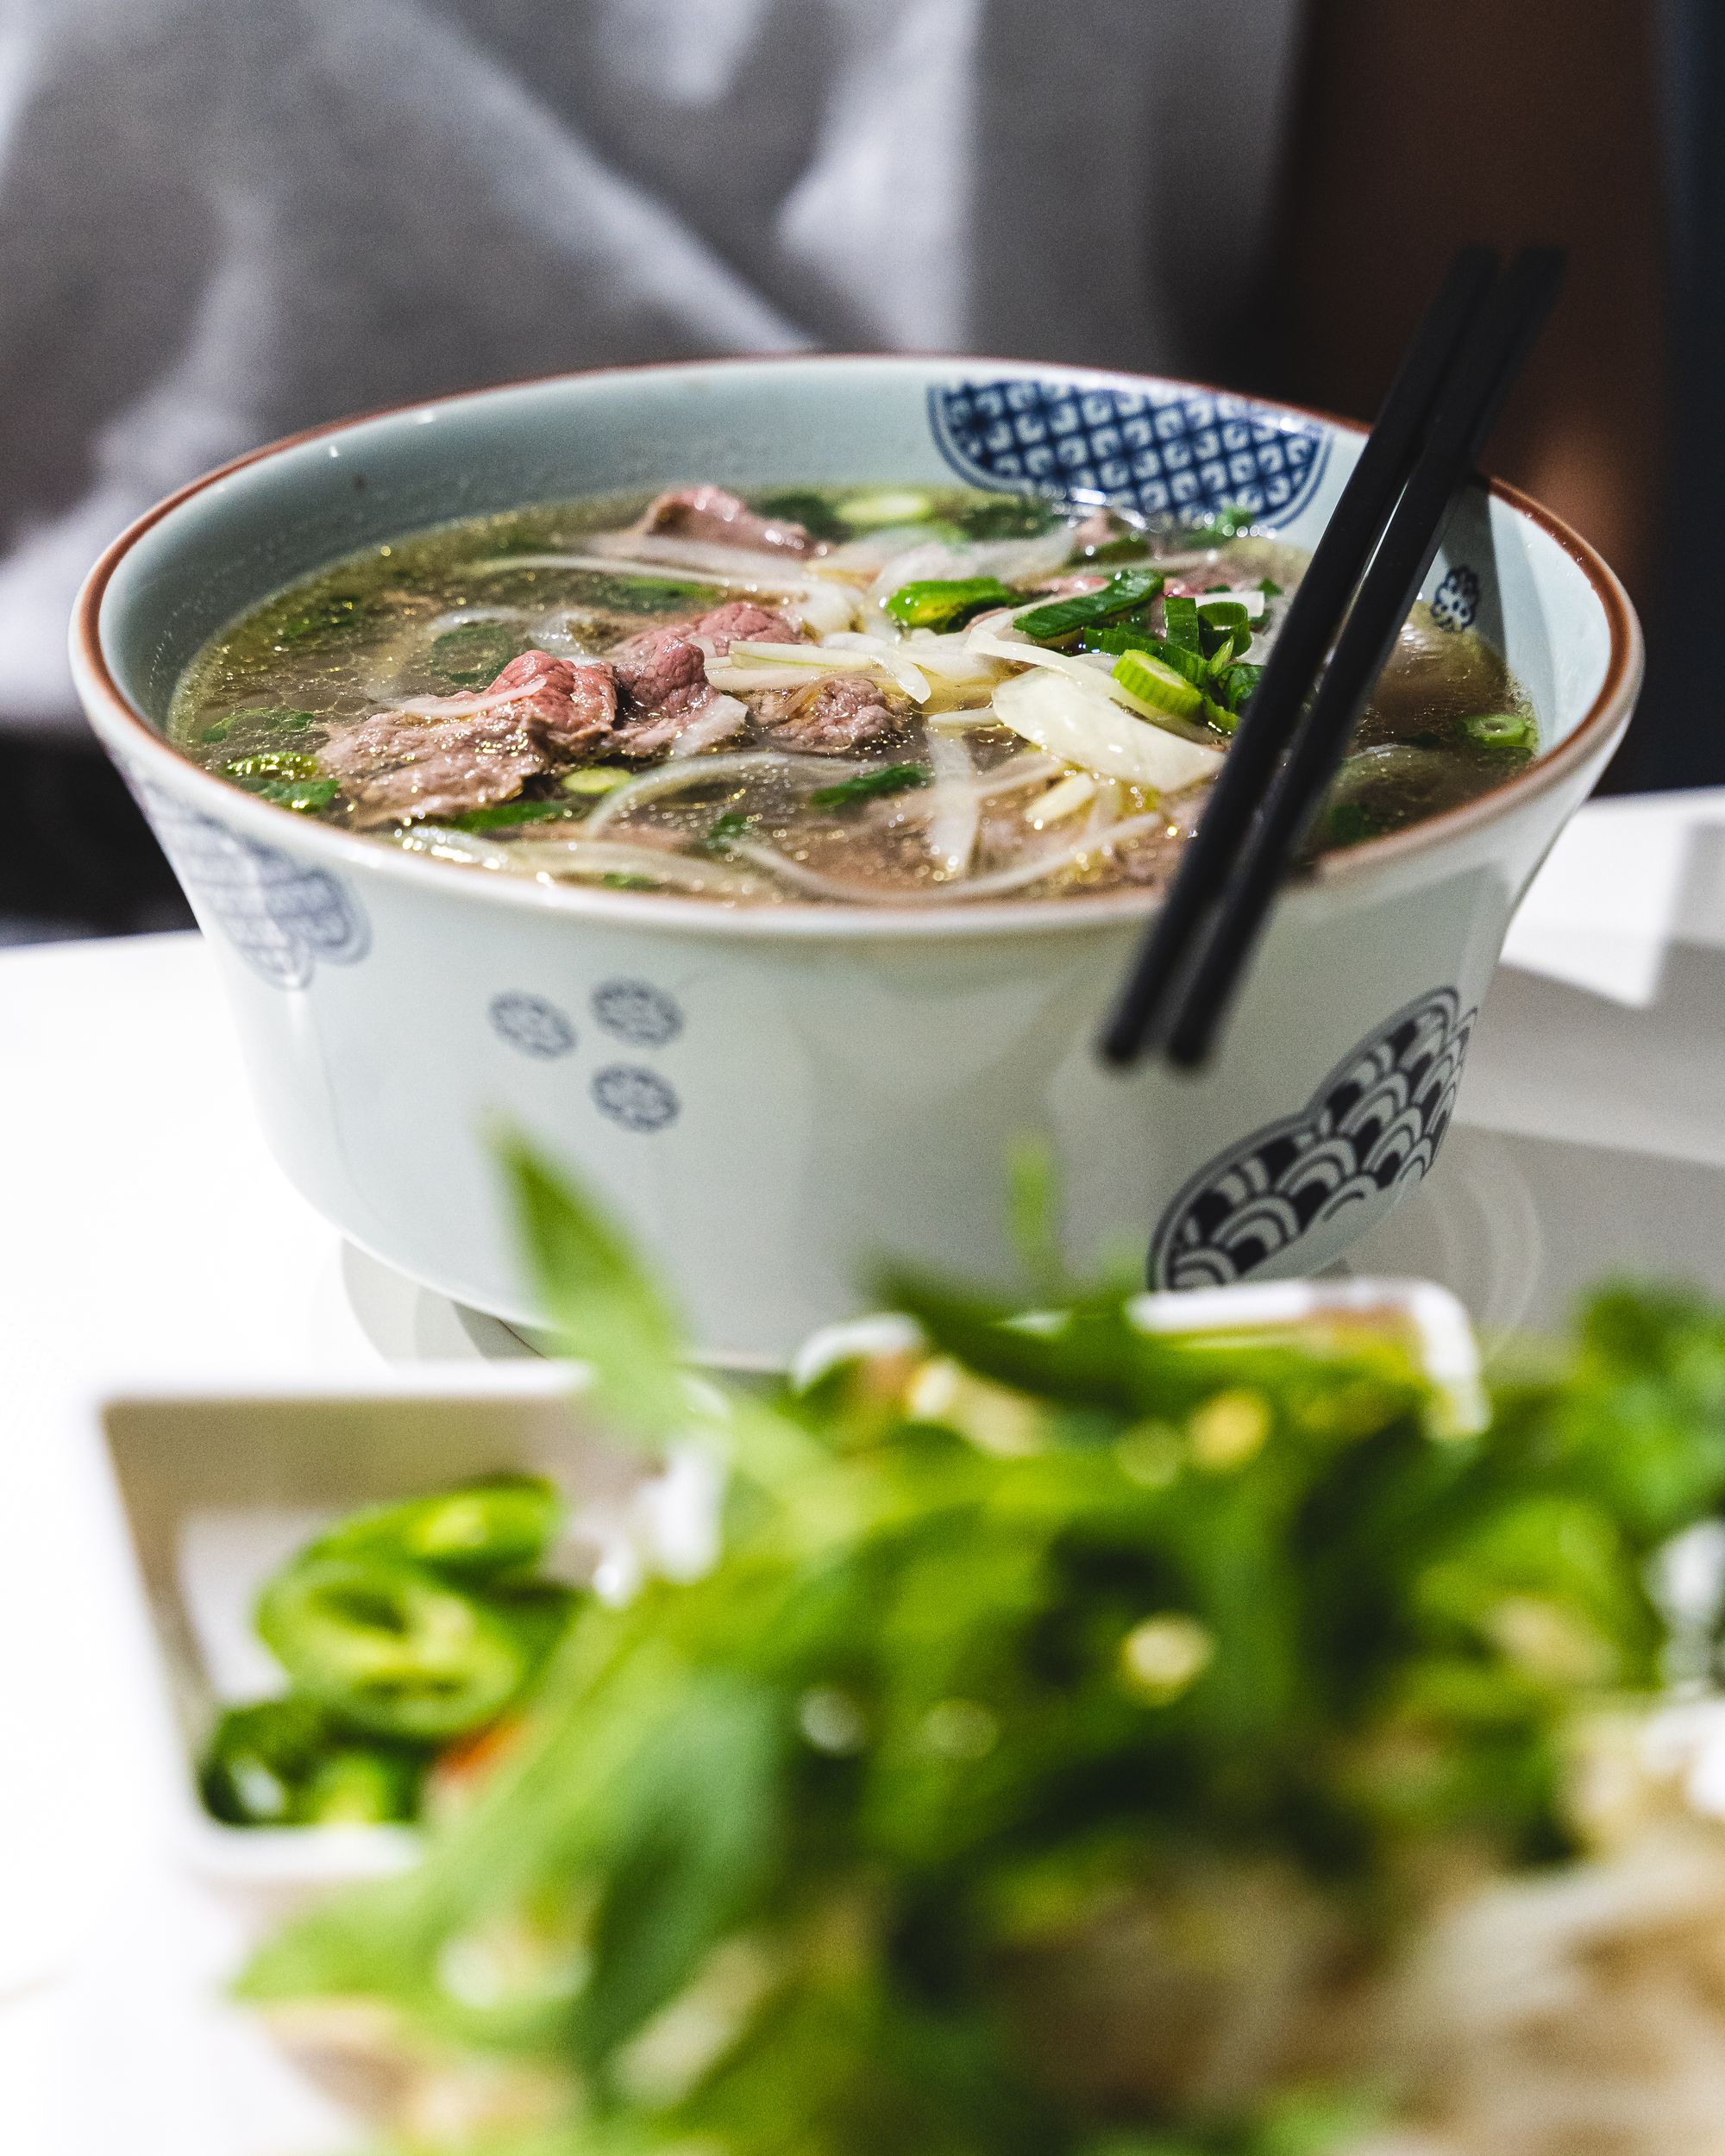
[321,709,558,828]
[756,673,901,753]
[608,602,794,756]
[486,649,618,752]
[635,485,812,556]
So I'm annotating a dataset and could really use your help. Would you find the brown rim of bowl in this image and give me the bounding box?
[71,352,1642,936]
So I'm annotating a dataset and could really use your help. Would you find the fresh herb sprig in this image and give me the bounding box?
[240,1146,1725,2155]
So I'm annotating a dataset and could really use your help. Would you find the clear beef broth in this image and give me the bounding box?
[169,483,1536,906]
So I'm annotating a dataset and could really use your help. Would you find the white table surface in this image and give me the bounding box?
[9,787,1725,2151]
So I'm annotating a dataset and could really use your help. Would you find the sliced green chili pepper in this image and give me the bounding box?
[809,763,932,810]
[199,1697,423,1827]
[310,1473,564,1580]
[1013,569,1164,645]
[1461,711,1538,755]
[883,577,1019,631]
[298,1746,423,1826]
[257,1553,532,1741]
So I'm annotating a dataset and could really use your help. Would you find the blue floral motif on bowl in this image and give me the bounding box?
[489,993,576,1059]
[592,1064,680,1133]
[133,778,368,989]
[928,379,1331,529]
[1148,988,1476,1290]
[592,978,683,1048]
[1431,565,1481,631]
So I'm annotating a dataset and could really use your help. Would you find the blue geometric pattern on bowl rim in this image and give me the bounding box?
[129,774,368,990]
[928,377,1332,528]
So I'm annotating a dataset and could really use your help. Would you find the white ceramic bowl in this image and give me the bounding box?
[71,358,1640,1361]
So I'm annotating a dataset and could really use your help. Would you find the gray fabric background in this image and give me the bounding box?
[0,0,1303,732]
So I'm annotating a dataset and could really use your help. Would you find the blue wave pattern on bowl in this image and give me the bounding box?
[131,777,369,989]
[1148,989,1476,1290]
[928,379,1332,526]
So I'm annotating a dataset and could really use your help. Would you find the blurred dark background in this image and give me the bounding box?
[0,0,1694,943]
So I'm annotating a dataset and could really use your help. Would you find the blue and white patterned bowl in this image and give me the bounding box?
[72,358,1640,1358]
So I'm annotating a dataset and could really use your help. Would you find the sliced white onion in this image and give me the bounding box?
[581,749,867,837]
[464,548,858,630]
[388,683,549,719]
[668,694,750,757]
[966,627,1219,748]
[781,582,857,636]
[925,729,980,876]
[989,667,1223,793]
[1028,771,1098,827]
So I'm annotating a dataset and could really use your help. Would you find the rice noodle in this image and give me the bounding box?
[493,839,768,897]
[387,677,598,720]
[1029,771,1098,827]
[581,749,868,837]
[731,812,1166,906]
[924,729,979,876]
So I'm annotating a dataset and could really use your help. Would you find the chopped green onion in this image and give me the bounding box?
[836,487,938,529]
[561,767,632,794]
[1013,569,1164,645]
[703,809,752,852]
[223,750,320,781]
[1111,649,1203,722]
[1197,599,1251,646]
[1258,578,1283,597]
[1461,711,1538,754]
[809,763,932,810]
[445,800,579,833]
[1214,661,1265,716]
[884,578,1020,631]
[1161,594,1204,655]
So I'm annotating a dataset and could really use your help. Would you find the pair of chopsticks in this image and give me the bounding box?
[1100,244,1566,1071]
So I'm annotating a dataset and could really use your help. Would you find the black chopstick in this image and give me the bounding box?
[1098,246,1501,1068]
[1161,244,1566,1069]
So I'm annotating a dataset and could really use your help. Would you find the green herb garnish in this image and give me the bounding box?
[953,493,1062,540]
[751,490,851,543]
[429,622,527,689]
[239,1144,1725,2155]
[442,799,579,833]
[809,762,932,809]
[1013,567,1165,644]
[883,577,1019,632]
[222,751,321,781]
[703,808,753,852]
[273,592,368,647]
[199,706,315,744]
[247,777,341,812]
